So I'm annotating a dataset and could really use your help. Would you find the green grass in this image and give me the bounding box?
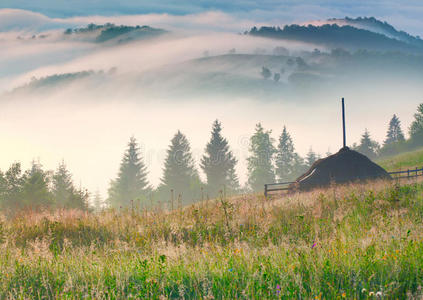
[377,147,423,171]
[1,179,423,298]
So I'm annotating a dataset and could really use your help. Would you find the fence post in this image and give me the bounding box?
[264,184,268,199]
[407,169,410,179]
[416,167,419,178]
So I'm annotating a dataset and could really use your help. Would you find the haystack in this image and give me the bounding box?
[291,147,391,191]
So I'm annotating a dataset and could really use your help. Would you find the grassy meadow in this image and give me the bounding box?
[377,147,423,172]
[0,177,423,299]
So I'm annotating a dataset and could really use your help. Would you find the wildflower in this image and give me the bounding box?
[228,268,233,272]
[362,288,367,293]
[311,242,317,249]
[369,292,374,296]
[342,292,346,298]
[276,284,281,295]
[376,291,382,298]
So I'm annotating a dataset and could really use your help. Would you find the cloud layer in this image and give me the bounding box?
[1,1,423,35]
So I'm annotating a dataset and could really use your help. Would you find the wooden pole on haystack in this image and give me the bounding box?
[342,98,346,148]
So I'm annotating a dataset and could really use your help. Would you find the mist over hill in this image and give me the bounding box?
[63,23,167,44]
[6,48,423,102]
[324,17,423,45]
[248,18,423,54]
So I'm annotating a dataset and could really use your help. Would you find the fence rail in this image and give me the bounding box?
[264,167,423,197]
[264,182,295,198]
[389,167,423,180]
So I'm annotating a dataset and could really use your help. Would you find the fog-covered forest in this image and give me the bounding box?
[1,103,422,212]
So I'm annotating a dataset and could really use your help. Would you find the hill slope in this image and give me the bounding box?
[248,17,423,54]
[5,49,423,102]
[377,147,423,171]
[1,179,423,298]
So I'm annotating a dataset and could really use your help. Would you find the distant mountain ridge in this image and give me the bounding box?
[248,17,423,54]
[325,17,422,46]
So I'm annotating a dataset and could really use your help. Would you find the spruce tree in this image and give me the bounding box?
[356,129,380,159]
[201,120,238,196]
[292,153,306,178]
[108,137,150,208]
[305,147,318,168]
[409,103,423,141]
[247,123,276,192]
[93,190,104,212]
[52,161,74,207]
[384,114,405,145]
[52,161,89,210]
[0,170,6,207]
[159,131,201,201]
[22,161,53,209]
[2,163,24,209]
[227,167,240,193]
[275,126,296,182]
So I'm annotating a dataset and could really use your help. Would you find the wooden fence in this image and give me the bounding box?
[264,167,423,197]
[389,167,423,180]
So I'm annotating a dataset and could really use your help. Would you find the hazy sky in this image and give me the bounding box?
[1,0,423,35]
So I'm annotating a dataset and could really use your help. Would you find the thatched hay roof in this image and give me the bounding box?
[292,147,391,191]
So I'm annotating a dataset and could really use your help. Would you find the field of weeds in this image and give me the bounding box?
[1,178,423,299]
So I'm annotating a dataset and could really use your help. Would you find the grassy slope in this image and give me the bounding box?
[377,147,423,171]
[1,179,423,298]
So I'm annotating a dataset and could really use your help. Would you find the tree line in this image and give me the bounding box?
[248,23,422,54]
[0,161,89,212]
[352,103,423,159]
[1,104,422,211]
[107,121,321,209]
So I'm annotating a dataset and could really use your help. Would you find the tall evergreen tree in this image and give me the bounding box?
[356,129,380,159]
[305,147,318,168]
[93,190,104,212]
[247,123,276,192]
[384,114,405,145]
[292,153,307,178]
[52,161,73,207]
[275,126,296,182]
[108,137,150,208]
[1,163,24,209]
[0,170,6,207]
[21,161,53,209]
[159,131,201,201]
[409,103,423,141]
[53,161,89,210]
[201,120,238,195]
[227,167,240,193]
